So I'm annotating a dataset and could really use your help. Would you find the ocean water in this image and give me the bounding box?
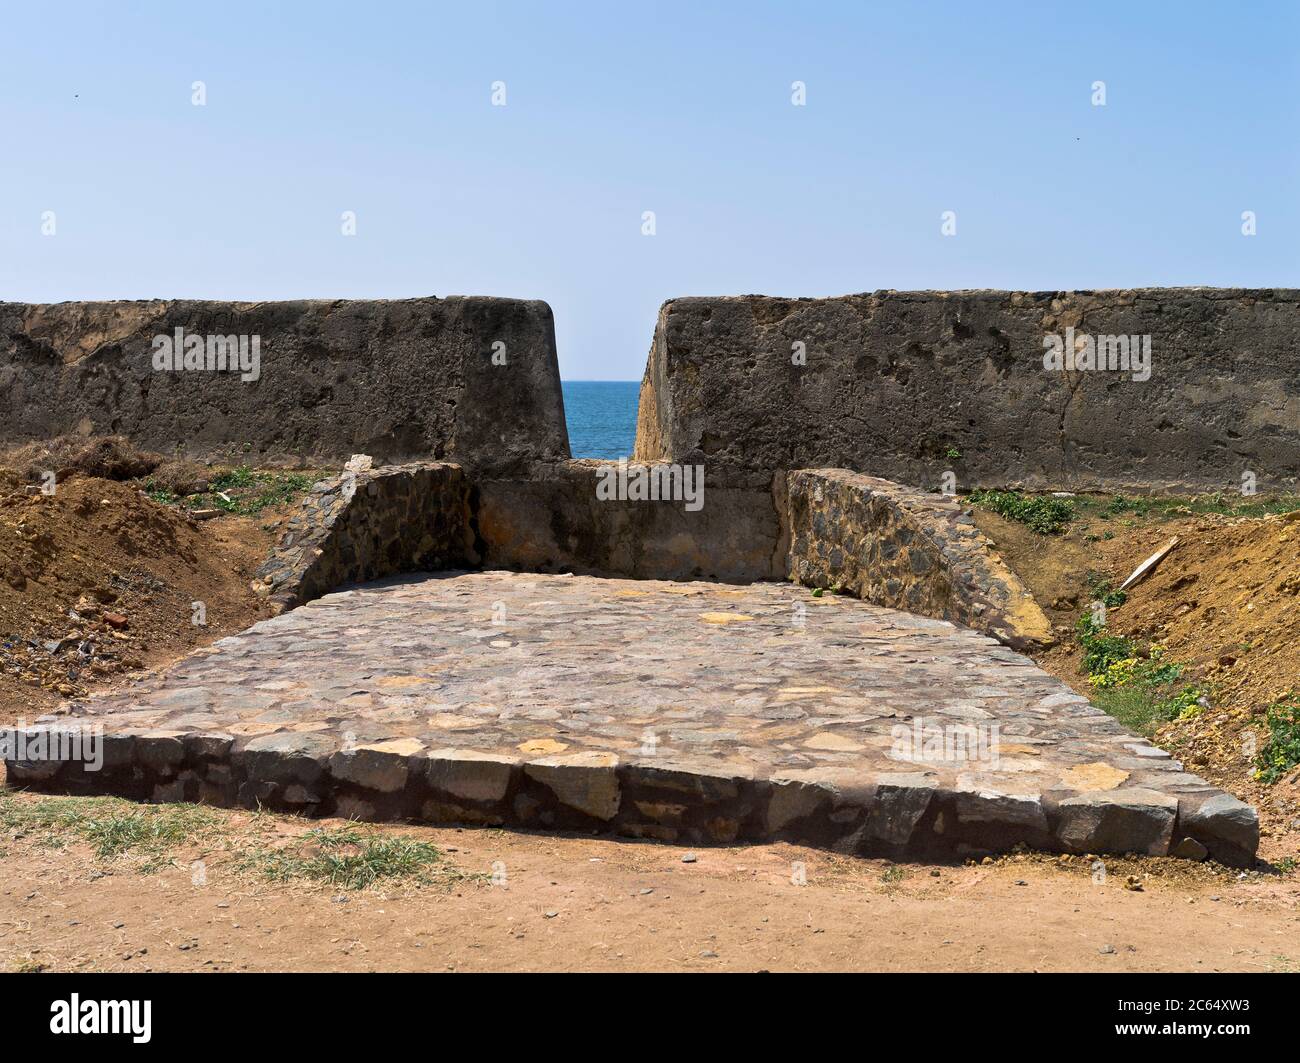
[562,380,641,459]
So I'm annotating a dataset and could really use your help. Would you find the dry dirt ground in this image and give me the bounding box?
[0,794,1296,974]
[1,451,1298,972]
[973,500,1300,867]
[0,442,309,721]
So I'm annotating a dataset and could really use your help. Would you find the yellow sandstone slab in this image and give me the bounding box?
[699,612,754,624]
[226,721,282,736]
[803,732,865,752]
[1059,762,1130,791]
[359,737,426,756]
[518,738,569,755]
[428,713,481,730]
[777,686,842,698]
[376,675,435,689]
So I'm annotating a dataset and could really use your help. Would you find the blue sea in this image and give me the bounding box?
[562,380,641,459]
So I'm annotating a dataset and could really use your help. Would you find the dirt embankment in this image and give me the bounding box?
[975,503,1300,861]
[0,439,313,723]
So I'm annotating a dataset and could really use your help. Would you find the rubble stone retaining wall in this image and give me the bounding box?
[254,462,477,611]
[6,720,1258,866]
[786,469,1053,649]
[256,457,1052,648]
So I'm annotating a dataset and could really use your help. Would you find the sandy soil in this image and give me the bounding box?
[1,801,1296,974]
[0,471,284,722]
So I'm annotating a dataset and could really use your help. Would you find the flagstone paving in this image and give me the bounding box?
[8,572,1258,864]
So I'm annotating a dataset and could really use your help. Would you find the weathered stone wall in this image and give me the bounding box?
[786,470,1052,650]
[0,297,569,474]
[633,289,1300,493]
[475,460,785,582]
[257,457,783,593]
[255,462,478,611]
[255,458,1056,637]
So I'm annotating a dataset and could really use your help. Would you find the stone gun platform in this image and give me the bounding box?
[9,572,1258,864]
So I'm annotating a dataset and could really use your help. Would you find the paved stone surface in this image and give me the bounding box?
[8,572,1258,864]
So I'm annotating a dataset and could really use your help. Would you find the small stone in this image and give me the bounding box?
[681,853,698,863]
[544,910,559,919]
[1098,944,1116,955]
[1171,837,1209,861]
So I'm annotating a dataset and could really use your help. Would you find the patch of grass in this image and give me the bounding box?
[187,466,313,515]
[1075,613,1139,675]
[1255,695,1300,785]
[1088,684,1171,736]
[236,826,476,891]
[0,794,226,871]
[142,480,179,506]
[1074,613,1206,737]
[1084,573,1127,609]
[879,864,909,885]
[965,490,1075,534]
[211,465,257,491]
[0,796,478,892]
[1088,681,1207,737]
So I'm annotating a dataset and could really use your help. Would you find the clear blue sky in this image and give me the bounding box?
[2,1,1295,379]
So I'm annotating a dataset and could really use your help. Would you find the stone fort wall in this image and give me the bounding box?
[0,297,569,475]
[633,288,1300,493]
[8,289,1295,494]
